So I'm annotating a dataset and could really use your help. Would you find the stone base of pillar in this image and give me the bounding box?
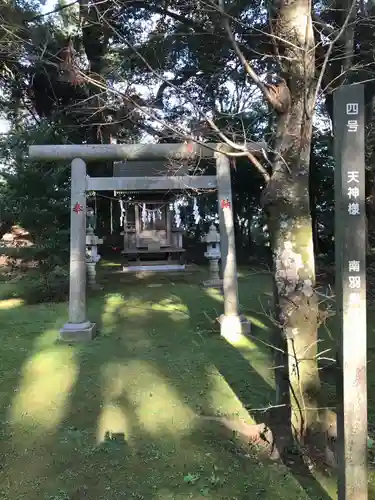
[219,314,251,337]
[59,321,97,342]
[201,278,223,288]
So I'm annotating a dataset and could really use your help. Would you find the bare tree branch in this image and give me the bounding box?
[205,116,270,181]
[313,0,358,107]
[312,14,336,38]
[217,0,277,110]
[89,5,269,168]
[25,1,79,23]
[154,68,198,107]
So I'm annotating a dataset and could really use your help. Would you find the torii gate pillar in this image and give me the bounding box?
[215,147,250,338]
[60,158,96,341]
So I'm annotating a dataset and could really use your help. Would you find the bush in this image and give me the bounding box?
[20,266,69,304]
[0,124,71,271]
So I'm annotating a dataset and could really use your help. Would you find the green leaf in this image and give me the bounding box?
[183,473,200,484]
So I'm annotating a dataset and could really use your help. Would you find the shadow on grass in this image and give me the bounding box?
[51,279,309,500]
[0,266,371,498]
[0,281,302,499]
[175,283,334,500]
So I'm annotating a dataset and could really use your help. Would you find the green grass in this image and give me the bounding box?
[0,263,368,499]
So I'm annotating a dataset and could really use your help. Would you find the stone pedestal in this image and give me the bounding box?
[202,257,223,288]
[60,321,97,342]
[209,257,220,280]
[86,261,97,288]
[86,230,103,290]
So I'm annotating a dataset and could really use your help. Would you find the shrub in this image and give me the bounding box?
[21,266,69,304]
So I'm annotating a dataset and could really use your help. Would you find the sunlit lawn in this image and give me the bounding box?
[0,263,370,499]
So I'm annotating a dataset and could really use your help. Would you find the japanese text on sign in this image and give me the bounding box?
[348,260,360,272]
[347,120,358,132]
[346,102,359,133]
[347,170,360,215]
[349,276,361,289]
[346,103,359,115]
[348,260,361,306]
[344,102,363,305]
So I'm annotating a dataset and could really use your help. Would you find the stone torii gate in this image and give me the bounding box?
[29,141,264,341]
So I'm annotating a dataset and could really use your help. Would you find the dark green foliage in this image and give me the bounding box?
[2,265,69,304]
[310,130,335,257]
[0,123,70,269]
[21,265,69,304]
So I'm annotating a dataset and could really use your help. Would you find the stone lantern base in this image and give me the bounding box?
[202,277,223,289]
[86,260,103,290]
[201,256,222,288]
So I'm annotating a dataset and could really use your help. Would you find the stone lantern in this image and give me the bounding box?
[86,207,96,232]
[86,207,103,289]
[202,223,222,288]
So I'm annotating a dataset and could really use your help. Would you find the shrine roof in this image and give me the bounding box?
[113,160,205,178]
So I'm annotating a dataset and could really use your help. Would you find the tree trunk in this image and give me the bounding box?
[267,204,320,440]
[264,0,321,442]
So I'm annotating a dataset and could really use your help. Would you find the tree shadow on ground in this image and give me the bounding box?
[0,273,314,500]
[0,298,73,496]
[56,273,320,499]
[0,266,372,498]
[175,283,334,500]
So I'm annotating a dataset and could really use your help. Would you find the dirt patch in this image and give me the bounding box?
[196,413,338,471]
[0,225,38,270]
[196,415,276,457]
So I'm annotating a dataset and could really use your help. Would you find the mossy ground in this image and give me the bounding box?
[0,263,372,499]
